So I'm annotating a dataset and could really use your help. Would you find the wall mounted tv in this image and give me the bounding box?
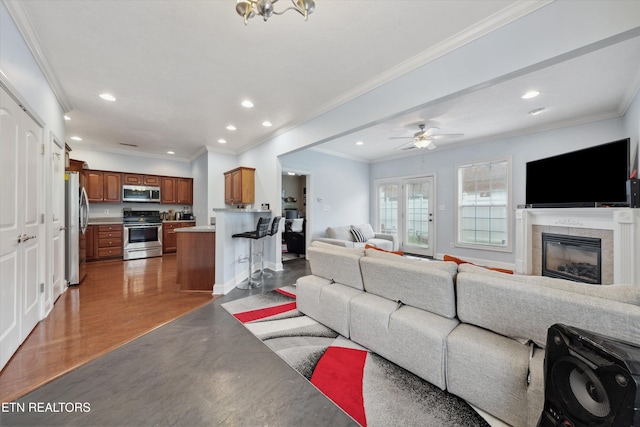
[526,138,631,208]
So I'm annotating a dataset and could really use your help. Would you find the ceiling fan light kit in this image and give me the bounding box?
[236,0,315,25]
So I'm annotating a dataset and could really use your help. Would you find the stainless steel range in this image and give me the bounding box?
[123,209,163,260]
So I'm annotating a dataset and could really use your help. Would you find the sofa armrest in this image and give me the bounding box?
[373,233,399,251]
[314,238,354,248]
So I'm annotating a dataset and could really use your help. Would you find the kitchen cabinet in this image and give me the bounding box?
[161,177,193,204]
[161,177,176,204]
[224,167,255,205]
[177,178,193,204]
[176,228,216,292]
[163,221,195,253]
[86,170,122,203]
[123,174,161,186]
[85,225,97,261]
[97,225,123,259]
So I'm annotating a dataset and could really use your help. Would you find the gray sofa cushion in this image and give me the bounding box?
[446,324,531,427]
[456,272,640,347]
[364,248,458,276]
[360,257,457,318]
[296,274,363,338]
[349,292,459,390]
[307,245,364,290]
[326,225,355,242]
[458,263,640,305]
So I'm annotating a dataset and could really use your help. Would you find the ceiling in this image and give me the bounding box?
[7,1,640,163]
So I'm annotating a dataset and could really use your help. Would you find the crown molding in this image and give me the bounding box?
[3,0,72,112]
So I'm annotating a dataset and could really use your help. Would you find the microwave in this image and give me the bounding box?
[122,185,161,203]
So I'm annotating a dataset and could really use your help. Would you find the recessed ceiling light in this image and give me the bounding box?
[99,93,116,102]
[522,90,540,99]
[70,136,82,141]
[226,125,237,131]
[287,172,296,176]
[529,108,545,116]
[64,115,71,121]
[167,151,175,155]
[356,141,364,145]
[262,121,272,127]
[241,100,254,108]
[218,139,227,144]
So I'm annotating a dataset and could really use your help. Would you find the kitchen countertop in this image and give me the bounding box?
[88,217,123,225]
[212,208,271,213]
[174,226,216,233]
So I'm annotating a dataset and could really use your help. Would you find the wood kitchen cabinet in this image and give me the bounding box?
[85,170,122,203]
[224,167,255,205]
[123,174,161,186]
[97,225,123,259]
[85,225,97,261]
[161,177,193,204]
[163,221,195,253]
[86,224,123,260]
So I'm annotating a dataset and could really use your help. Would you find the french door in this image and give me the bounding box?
[376,175,435,257]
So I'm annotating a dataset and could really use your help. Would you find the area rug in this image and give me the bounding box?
[221,286,490,427]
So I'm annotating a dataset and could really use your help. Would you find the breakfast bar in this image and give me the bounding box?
[211,208,272,295]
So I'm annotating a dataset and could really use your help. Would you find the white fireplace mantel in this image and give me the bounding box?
[515,208,640,285]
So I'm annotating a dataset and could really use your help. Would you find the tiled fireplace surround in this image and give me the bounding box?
[515,208,640,285]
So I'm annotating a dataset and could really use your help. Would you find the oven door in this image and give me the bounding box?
[123,224,163,260]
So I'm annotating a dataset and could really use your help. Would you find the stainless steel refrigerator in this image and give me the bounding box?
[65,171,90,286]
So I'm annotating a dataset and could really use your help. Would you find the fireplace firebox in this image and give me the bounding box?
[541,233,602,285]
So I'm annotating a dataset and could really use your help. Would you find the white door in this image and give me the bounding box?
[376,175,435,257]
[0,84,43,370]
[50,136,66,306]
[402,177,434,256]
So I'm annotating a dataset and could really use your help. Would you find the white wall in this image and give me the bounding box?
[280,150,370,240]
[371,115,634,266]
[623,89,640,171]
[70,148,192,177]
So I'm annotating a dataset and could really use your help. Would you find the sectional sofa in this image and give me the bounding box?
[296,242,640,427]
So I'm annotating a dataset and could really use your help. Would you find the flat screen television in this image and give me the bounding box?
[526,138,630,208]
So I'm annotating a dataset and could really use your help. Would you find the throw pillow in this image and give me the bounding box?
[443,254,513,274]
[350,225,367,243]
[365,243,404,256]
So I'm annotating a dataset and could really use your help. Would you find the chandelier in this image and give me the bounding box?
[236,0,315,25]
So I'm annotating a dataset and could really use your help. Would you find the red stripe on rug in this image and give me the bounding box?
[274,288,296,299]
[234,302,297,323]
[311,346,368,426]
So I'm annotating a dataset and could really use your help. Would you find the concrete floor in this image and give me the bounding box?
[0,259,358,426]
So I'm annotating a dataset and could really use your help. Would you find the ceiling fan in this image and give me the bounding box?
[391,124,463,150]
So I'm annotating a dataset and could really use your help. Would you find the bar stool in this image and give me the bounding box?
[255,216,281,279]
[232,217,270,289]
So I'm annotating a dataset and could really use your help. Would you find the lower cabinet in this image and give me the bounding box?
[163,222,196,253]
[87,224,123,260]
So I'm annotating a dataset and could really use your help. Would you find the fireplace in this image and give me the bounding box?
[542,233,602,284]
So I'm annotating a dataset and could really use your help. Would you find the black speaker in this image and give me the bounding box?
[538,324,640,427]
[628,179,640,208]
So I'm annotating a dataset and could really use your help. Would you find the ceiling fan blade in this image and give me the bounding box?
[389,136,414,140]
[395,141,417,150]
[427,142,437,150]
[431,133,464,139]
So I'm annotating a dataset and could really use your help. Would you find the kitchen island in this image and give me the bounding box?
[175,226,216,293]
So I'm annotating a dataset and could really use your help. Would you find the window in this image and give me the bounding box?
[456,158,511,251]
[377,182,399,235]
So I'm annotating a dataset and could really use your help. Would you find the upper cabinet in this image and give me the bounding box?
[83,168,192,205]
[123,174,161,186]
[224,167,255,205]
[86,170,121,203]
[161,177,193,205]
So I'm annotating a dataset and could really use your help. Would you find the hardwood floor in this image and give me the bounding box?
[0,254,216,403]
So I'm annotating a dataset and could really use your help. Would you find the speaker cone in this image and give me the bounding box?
[552,357,611,422]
